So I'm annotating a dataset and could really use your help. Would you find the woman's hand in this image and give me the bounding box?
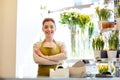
[35,49,45,58]
[35,49,49,60]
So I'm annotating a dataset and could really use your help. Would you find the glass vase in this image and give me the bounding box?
[69,25,80,57]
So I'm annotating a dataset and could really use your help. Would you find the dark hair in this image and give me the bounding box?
[42,18,56,26]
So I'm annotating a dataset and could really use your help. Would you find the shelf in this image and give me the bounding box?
[100,28,116,32]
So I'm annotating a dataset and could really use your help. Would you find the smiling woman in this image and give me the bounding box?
[33,18,67,77]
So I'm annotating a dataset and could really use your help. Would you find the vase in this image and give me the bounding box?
[68,25,88,58]
[69,25,80,57]
[70,26,76,56]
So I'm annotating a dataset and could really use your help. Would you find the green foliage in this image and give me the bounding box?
[118,2,120,18]
[108,30,119,50]
[59,11,79,26]
[97,63,114,74]
[95,6,113,21]
[88,22,94,48]
[88,22,94,39]
[95,6,101,20]
[77,13,91,29]
[59,10,92,55]
[59,10,91,31]
[92,33,104,50]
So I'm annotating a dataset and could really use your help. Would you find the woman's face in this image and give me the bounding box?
[42,21,56,38]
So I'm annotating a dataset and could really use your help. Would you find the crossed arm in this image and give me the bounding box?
[33,42,67,65]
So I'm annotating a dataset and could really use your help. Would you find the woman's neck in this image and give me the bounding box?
[43,38,56,48]
[44,38,54,42]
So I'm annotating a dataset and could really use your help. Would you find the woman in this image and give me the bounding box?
[33,18,67,77]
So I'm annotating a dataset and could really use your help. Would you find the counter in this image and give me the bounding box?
[1,77,120,80]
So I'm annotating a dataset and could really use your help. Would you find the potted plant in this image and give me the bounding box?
[107,30,119,59]
[95,6,112,21]
[92,33,104,51]
[100,8,112,21]
[95,6,113,29]
[92,33,104,60]
[108,30,119,50]
[97,63,114,74]
[100,8,112,29]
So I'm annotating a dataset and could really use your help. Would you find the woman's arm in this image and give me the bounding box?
[36,42,67,61]
[33,53,61,65]
[33,42,61,65]
[47,42,67,61]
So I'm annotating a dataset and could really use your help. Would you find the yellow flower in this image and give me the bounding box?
[97,63,114,74]
[99,36,103,41]
[118,2,120,5]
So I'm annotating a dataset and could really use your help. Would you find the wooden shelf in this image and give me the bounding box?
[48,3,93,13]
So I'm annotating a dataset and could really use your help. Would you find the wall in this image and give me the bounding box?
[0,0,17,78]
[16,0,42,78]
[0,0,40,78]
